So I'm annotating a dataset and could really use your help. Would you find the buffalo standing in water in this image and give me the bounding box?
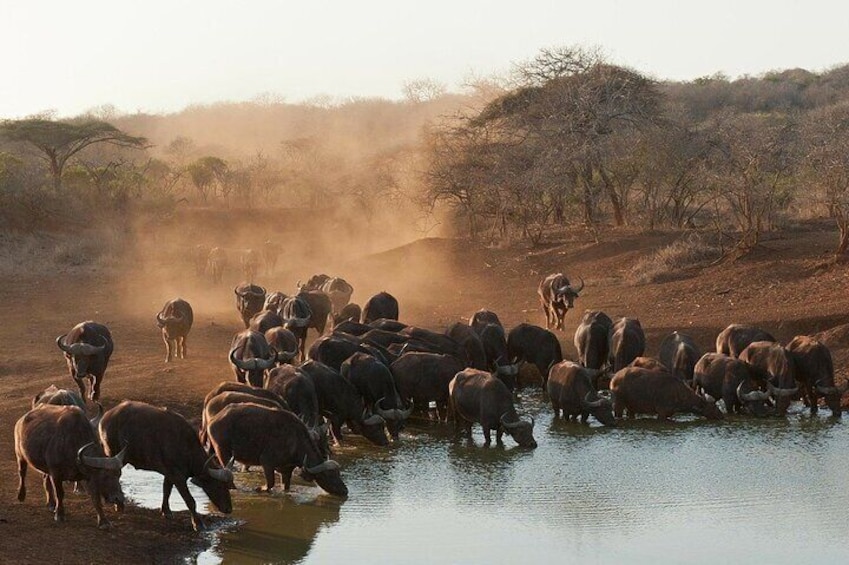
[610,366,723,421]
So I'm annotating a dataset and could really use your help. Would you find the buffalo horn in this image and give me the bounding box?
[229,348,256,371]
[156,312,166,327]
[374,397,410,421]
[204,455,234,483]
[361,410,385,426]
[500,413,526,430]
[737,382,770,402]
[816,385,839,396]
[303,455,341,474]
[574,276,585,293]
[769,382,799,398]
[78,442,127,471]
[582,391,606,408]
[89,402,104,429]
[56,334,71,353]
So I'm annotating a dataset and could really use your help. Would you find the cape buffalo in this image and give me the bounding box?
[787,335,843,417]
[362,292,399,324]
[262,240,280,275]
[99,401,234,532]
[333,303,362,326]
[264,326,299,365]
[207,403,347,496]
[369,318,408,332]
[264,366,329,452]
[739,341,798,415]
[240,248,260,282]
[445,322,488,371]
[547,361,615,426]
[391,352,464,421]
[56,321,113,402]
[478,323,520,391]
[469,309,503,335]
[200,390,286,448]
[658,331,701,383]
[229,330,276,387]
[449,369,537,448]
[156,298,193,363]
[234,283,267,328]
[298,360,389,446]
[32,384,86,410]
[341,352,412,441]
[16,405,126,527]
[263,291,288,314]
[574,310,613,371]
[610,366,723,421]
[716,324,776,358]
[297,289,333,338]
[281,295,313,360]
[207,247,228,283]
[538,273,584,331]
[609,317,646,372]
[692,353,772,416]
[507,323,563,390]
[321,277,354,315]
[249,309,283,334]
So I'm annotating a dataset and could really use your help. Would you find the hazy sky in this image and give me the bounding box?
[3,0,847,118]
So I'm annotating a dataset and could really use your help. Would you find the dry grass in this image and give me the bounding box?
[627,232,721,284]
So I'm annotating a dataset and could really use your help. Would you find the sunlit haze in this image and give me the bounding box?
[3,0,848,118]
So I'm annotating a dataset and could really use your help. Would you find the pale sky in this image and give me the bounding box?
[3,0,848,118]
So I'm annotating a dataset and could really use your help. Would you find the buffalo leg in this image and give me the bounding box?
[495,427,504,445]
[172,480,204,531]
[281,466,295,491]
[74,376,87,403]
[86,482,109,528]
[257,463,276,492]
[581,411,590,425]
[483,427,492,446]
[50,473,65,522]
[16,456,27,502]
[180,336,187,359]
[161,478,174,518]
[43,474,56,510]
[164,335,173,363]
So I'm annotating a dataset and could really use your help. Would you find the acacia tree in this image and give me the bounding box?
[187,156,228,203]
[0,118,147,190]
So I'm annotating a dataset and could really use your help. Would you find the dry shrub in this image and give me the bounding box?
[628,233,720,284]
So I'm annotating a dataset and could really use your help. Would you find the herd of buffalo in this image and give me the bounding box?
[13,271,845,533]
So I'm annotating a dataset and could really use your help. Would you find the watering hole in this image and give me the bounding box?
[121,395,849,564]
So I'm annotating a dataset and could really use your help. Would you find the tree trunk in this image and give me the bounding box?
[49,154,62,191]
[836,216,849,258]
[599,166,624,227]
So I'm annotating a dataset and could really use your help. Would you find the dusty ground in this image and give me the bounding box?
[1,219,848,563]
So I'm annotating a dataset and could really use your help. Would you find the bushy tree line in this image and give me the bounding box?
[423,47,849,258]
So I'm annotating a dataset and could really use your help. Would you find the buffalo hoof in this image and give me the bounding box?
[115,501,125,513]
[192,518,206,532]
[161,509,173,520]
[53,513,64,523]
[47,503,56,512]
[98,518,111,530]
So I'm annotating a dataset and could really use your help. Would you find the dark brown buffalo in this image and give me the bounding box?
[400,326,466,360]
[391,352,464,421]
[658,331,701,383]
[264,366,329,453]
[609,317,646,372]
[341,352,412,441]
[263,291,288,314]
[32,384,86,410]
[333,303,362,326]
[716,324,776,358]
[739,341,799,415]
[298,274,331,291]
[610,366,724,420]
[207,403,347,496]
[299,359,389,446]
[281,295,313,360]
[200,390,286,447]
[573,310,613,371]
[333,319,373,336]
[234,283,267,328]
[249,309,283,334]
[478,323,520,391]
[547,361,615,426]
[787,335,844,417]
[298,289,333,338]
[469,309,503,335]
[629,357,667,371]
[56,321,113,402]
[445,322,488,371]
[320,277,354,315]
[203,380,289,411]
[360,328,410,350]
[16,405,126,527]
[264,326,299,365]
[156,298,194,363]
[362,292,399,324]
[309,335,386,372]
[449,369,537,448]
[192,243,210,277]
[538,273,584,331]
[99,400,234,531]
[229,330,276,387]
[692,353,772,416]
[507,323,564,390]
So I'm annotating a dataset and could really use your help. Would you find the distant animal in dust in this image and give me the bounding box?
[156,298,194,362]
[362,291,399,324]
[207,247,228,284]
[192,244,210,277]
[240,249,261,282]
[262,240,281,275]
[538,273,584,331]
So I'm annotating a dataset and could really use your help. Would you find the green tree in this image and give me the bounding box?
[0,118,147,190]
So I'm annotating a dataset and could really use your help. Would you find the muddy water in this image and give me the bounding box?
[124,395,849,564]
